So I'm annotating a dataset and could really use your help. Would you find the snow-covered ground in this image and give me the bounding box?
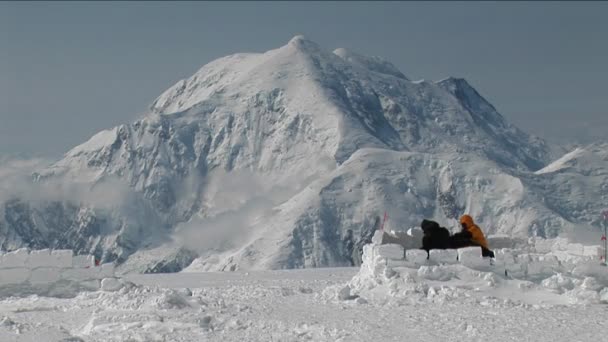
[1,251,607,342]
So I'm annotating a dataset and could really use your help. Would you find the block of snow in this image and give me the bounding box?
[101,277,123,292]
[380,231,421,250]
[583,245,603,257]
[600,288,608,303]
[79,279,101,291]
[495,249,516,265]
[375,244,404,260]
[99,263,115,278]
[429,249,458,264]
[571,264,608,284]
[386,259,414,268]
[534,238,554,254]
[72,255,95,268]
[567,243,585,256]
[487,235,528,249]
[371,230,384,245]
[516,253,540,264]
[486,235,510,249]
[457,247,487,268]
[407,227,424,240]
[457,246,482,260]
[0,268,30,285]
[50,250,73,268]
[599,247,606,259]
[29,267,61,284]
[1,248,30,268]
[538,255,561,268]
[548,238,570,253]
[405,250,428,265]
[541,274,575,294]
[27,249,51,268]
[61,267,101,281]
[526,262,554,279]
[338,285,354,301]
[504,262,526,279]
[360,244,375,266]
[580,277,603,291]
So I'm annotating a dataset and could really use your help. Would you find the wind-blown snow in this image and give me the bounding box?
[535,142,607,175]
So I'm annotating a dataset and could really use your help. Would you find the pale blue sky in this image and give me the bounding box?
[1,1,606,157]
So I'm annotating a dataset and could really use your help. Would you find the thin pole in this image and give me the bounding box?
[602,210,608,266]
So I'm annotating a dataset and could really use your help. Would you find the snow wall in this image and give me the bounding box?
[0,248,118,298]
[338,231,608,305]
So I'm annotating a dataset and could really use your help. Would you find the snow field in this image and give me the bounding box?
[1,268,362,342]
[0,265,607,341]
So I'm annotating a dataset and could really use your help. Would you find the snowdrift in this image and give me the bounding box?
[0,248,120,297]
[335,232,608,306]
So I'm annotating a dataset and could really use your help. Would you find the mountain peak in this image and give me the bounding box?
[288,35,308,44]
[131,38,551,171]
[286,35,320,52]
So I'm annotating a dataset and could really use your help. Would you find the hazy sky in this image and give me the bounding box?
[1,1,606,157]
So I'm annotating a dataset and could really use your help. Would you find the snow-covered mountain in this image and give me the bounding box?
[0,36,604,271]
[523,142,608,240]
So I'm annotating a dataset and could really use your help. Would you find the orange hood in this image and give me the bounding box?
[460,215,475,226]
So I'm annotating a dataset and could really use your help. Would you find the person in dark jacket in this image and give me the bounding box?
[420,219,451,258]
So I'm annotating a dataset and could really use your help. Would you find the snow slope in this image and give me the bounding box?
[522,141,608,239]
[0,36,604,271]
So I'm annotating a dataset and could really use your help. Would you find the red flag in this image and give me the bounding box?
[602,235,606,241]
[380,211,388,231]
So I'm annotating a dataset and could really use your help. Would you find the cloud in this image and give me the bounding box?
[172,169,304,254]
[0,156,135,213]
[0,157,51,203]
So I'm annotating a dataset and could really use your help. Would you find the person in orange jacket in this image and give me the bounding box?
[452,214,494,258]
